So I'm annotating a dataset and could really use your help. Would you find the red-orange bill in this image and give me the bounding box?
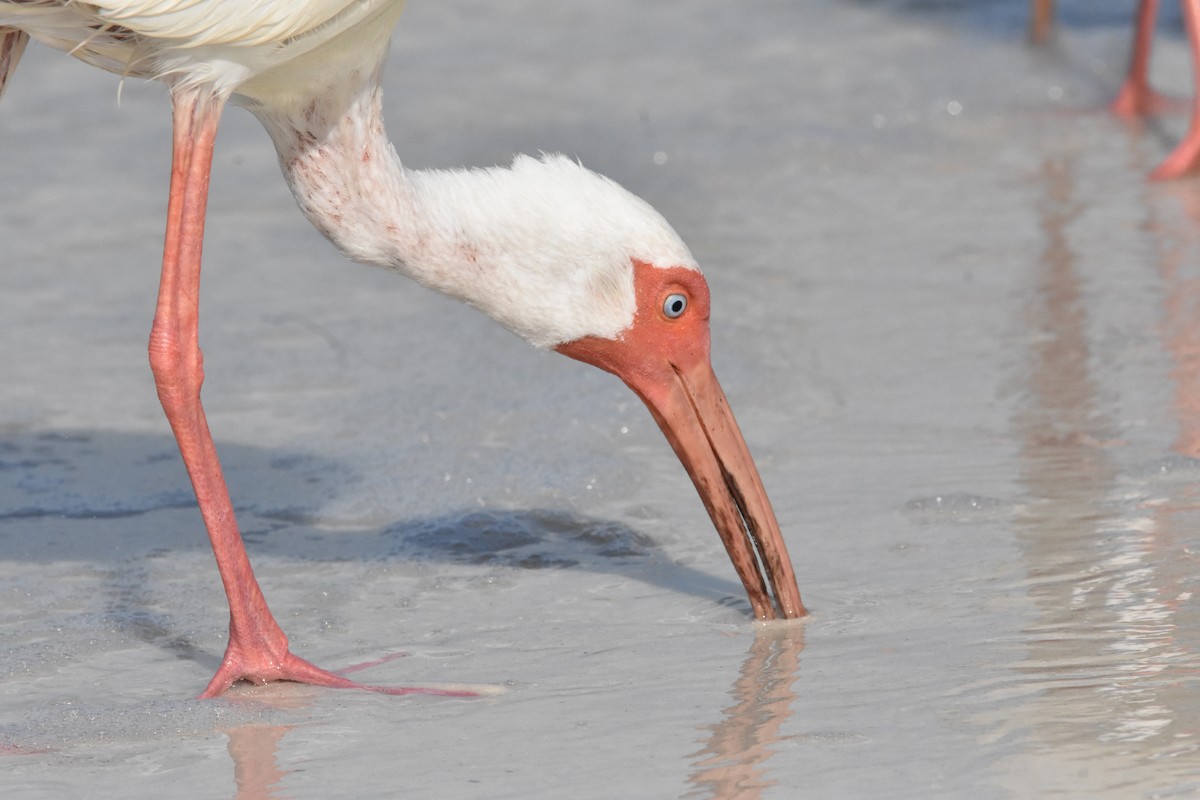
[638,359,805,620]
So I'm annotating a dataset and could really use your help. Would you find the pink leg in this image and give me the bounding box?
[152,89,472,699]
[1111,0,1178,117]
[1029,0,1055,45]
[1150,0,1200,178]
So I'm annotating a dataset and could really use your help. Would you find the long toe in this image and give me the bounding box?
[200,649,491,699]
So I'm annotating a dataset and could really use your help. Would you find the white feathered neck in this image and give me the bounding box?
[3,0,698,347]
[251,75,697,348]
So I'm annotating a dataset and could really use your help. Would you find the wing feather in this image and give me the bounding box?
[81,0,372,47]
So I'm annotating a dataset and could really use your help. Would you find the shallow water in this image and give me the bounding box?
[2,1,1200,797]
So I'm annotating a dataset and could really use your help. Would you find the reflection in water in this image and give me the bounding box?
[226,723,293,800]
[224,629,803,800]
[1137,177,1200,757]
[1012,156,1125,756]
[218,688,319,800]
[685,625,804,800]
[1154,184,1200,459]
[1002,156,1200,795]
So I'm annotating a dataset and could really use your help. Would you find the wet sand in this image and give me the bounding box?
[2,1,1200,797]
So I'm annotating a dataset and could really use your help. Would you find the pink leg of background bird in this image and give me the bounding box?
[151,89,471,699]
[1108,0,1200,179]
[1030,0,1056,45]
[1148,0,1200,178]
[1111,0,1172,117]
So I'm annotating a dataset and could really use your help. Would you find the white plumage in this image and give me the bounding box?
[2,0,391,91]
[254,66,699,347]
[5,0,698,347]
[0,0,802,698]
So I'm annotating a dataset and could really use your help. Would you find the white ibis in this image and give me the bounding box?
[0,1,805,698]
[1032,0,1200,179]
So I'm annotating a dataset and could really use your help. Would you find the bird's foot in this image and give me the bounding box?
[201,636,485,699]
[1150,130,1200,180]
[1111,82,1187,119]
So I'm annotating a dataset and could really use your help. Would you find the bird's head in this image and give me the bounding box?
[556,257,804,620]
[414,154,804,619]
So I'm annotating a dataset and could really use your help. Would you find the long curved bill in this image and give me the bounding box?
[639,359,806,620]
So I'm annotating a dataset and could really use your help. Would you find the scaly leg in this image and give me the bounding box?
[1150,0,1200,178]
[152,87,470,699]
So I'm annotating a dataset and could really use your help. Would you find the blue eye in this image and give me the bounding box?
[663,293,687,319]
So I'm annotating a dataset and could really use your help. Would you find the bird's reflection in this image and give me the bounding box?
[225,721,293,800]
[215,685,322,800]
[1135,173,1200,750]
[684,624,804,800]
[215,624,805,800]
[1011,155,1125,751]
[999,149,1200,794]
[1152,182,1200,458]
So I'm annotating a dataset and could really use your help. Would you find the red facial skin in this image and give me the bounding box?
[557,260,805,620]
